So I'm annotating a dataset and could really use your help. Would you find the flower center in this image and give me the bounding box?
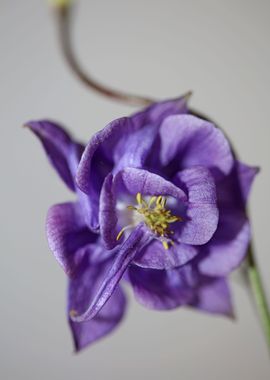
[116,192,182,250]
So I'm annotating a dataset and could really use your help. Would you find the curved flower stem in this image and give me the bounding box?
[55,3,155,107]
[51,0,270,355]
[247,244,270,352]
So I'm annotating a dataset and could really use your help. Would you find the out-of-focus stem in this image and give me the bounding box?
[55,3,155,107]
[247,244,270,353]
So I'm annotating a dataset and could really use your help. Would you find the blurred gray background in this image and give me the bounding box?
[1,0,269,378]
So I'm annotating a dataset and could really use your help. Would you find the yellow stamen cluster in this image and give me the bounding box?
[117,192,182,250]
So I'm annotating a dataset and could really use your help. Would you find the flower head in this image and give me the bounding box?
[27,95,258,351]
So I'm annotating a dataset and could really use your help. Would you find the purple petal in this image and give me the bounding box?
[198,162,258,276]
[27,120,84,191]
[117,167,187,199]
[133,240,198,270]
[160,115,234,179]
[174,166,219,245]
[111,123,159,173]
[77,118,136,194]
[68,258,127,352]
[128,265,196,310]
[135,94,188,122]
[76,95,189,229]
[46,202,97,276]
[236,161,259,203]
[99,169,187,249]
[99,173,119,249]
[198,216,250,277]
[190,277,234,317]
[70,225,145,322]
[217,161,259,210]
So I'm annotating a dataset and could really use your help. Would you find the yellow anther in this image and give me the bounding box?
[149,196,157,207]
[127,205,136,210]
[168,216,181,223]
[119,192,183,250]
[116,225,132,241]
[116,193,182,249]
[116,229,125,241]
[136,192,142,205]
[162,241,169,250]
[156,195,163,205]
[161,197,167,208]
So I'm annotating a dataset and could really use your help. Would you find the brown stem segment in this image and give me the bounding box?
[55,4,155,107]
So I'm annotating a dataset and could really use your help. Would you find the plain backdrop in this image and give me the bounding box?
[1,0,269,379]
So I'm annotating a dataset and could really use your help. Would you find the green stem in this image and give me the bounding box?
[247,245,270,352]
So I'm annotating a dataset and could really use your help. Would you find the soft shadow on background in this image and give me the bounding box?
[1,0,269,379]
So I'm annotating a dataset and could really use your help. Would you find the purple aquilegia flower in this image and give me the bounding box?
[27,95,258,351]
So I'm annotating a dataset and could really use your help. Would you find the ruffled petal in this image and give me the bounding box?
[136,94,188,122]
[99,168,187,249]
[76,95,189,229]
[236,161,259,203]
[117,167,187,199]
[70,225,145,322]
[113,95,189,171]
[133,240,198,270]
[174,166,219,245]
[190,277,234,317]
[68,258,127,352]
[128,265,195,310]
[111,123,159,173]
[198,161,258,276]
[99,174,118,249]
[217,161,259,210]
[76,117,155,230]
[46,202,97,276]
[26,120,84,191]
[198,214,250,276]
[160,115,234,179]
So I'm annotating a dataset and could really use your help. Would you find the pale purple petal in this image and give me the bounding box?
[133,240,198,270]
[190,278,234,317]
[68,258,127,352]
[27,120,84,191]
[135,95,188,123]
[217,161,259,210]
[236,161,259,203]
[198,161,258,276]
[111,123,159,173]
[174,166,219,245]
[79,147,113,231]
[75,117,158,230]
[117,167,187,199]
[71,225,145,322]
[198,216,250,277]
[128,265,195,310]
[99,168,187,249]
[46,202,97,276]
[76,95,189,229]
[99,174,118,249]
[160,115,234,179]
[77,118,136,194]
